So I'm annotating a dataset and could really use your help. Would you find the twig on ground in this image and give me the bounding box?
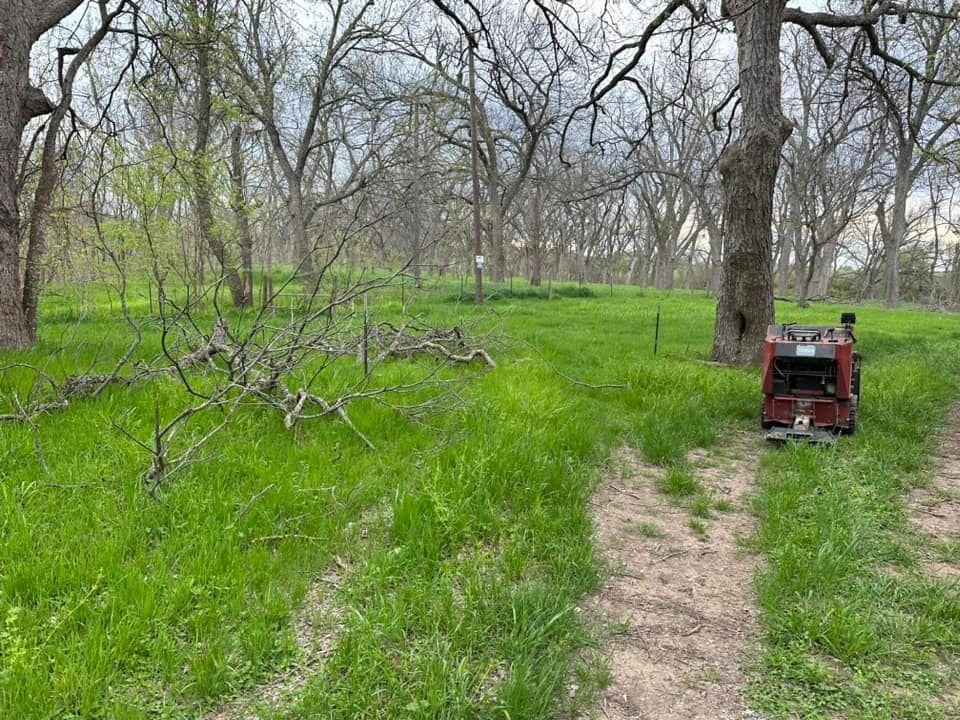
[249,534,323,544]
[232,483,277,525]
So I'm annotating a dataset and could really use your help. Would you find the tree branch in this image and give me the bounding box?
[784,3,960,85]
[33,0,87,38]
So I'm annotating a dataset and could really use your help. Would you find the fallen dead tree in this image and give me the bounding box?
[363,321,496,367]
[2,284,496,498]
[0,318,233,423]
[2,213,498,495]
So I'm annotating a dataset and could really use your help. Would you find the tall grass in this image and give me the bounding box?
[748,307,960,719]
[1,278,957,718]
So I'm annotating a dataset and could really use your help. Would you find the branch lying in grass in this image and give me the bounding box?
[408,341,495,368]
[124,272,492,493]
[368,322,496,367]
[0,318,234,425]
[22,310,491,495]
[7,222,497,496]
[663,354,735,368]
[514,337,626,389]
[281,389,376,451]
[231,483,277,526]
[0,399,68,422]
[11,392,49,473]
[248,534,323,544]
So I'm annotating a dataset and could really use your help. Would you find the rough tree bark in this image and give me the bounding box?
[0,0,84,350]
[0,8,37,349]
[712,0,792,364]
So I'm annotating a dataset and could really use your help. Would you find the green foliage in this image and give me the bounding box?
[688,518,708,539]
[1,281,959,718]
[632,521,665,539]
[445,281,597,302]
[689,494,714,519]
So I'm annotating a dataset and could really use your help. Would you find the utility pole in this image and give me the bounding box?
[467,36,484,305]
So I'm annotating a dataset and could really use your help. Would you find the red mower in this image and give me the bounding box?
[761,313,861,444]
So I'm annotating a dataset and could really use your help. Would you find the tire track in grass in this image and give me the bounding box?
[203,568,343,720]
[584,434,765,720]
[907,402,960,710]
[909,403,960,581]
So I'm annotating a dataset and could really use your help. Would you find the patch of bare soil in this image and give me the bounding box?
[584,436,765,720]
[204,568,343,720]
[909,404,960,580]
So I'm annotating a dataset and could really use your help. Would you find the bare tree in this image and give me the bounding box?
[564,0,959,362]
[775,30,885,302]
[231,0,386,287]
[402,3,579,282]
[855,7,960,307]
[0,1,127,348]
[185,0,250,307]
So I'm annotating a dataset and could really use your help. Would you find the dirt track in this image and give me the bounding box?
[585,437,764,720]
[909,403,960,580]
[204,568,343,720]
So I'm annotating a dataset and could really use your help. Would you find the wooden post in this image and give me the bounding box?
[468,38,484,305]
[654,304,661,355]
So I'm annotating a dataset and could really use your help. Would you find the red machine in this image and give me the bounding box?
[761,313,861,443]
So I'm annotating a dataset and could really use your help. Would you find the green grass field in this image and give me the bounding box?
[1,277,959,719]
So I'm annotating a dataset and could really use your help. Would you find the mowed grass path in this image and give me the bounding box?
[1,279,958,719]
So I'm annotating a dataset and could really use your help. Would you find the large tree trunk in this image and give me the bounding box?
[712,0,791,364]
[653,238,676,290]
[288,186,315,287]
[0,11,33,349]
[528,246,543,286]
[882,143,913,308]
[1,1,84,349]
[812,238,836,297]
